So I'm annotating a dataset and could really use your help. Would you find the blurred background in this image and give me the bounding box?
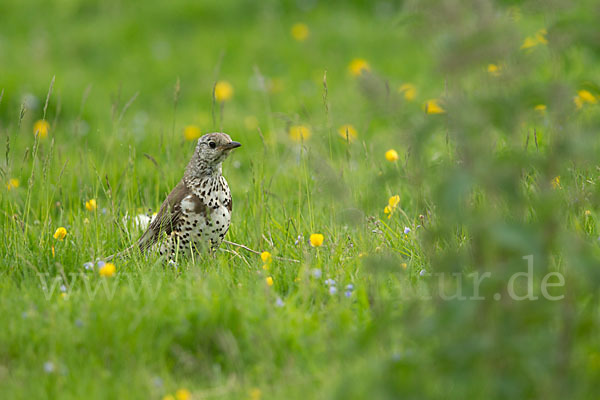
[2,0,600,399]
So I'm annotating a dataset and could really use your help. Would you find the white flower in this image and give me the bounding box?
[44,361,55,373]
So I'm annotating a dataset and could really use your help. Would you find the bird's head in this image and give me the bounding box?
[187,132,241,177]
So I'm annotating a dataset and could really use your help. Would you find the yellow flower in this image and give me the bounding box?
[384,205,392,219]
[291,23,309,41]
[244,116,259,131]
[261,251,272,264]
[388,195,400,208]
[99,262,116,277]
[85,199,97,212]
[424,99,445,114]
[487,64,501,77]
[33,120,50,139]
[358,252,367,258]
[289,125,311,142]
[585,210,592,216]
[162,396,175,400]
[401,263,408,270]
[184,125,202,141]
[262,264,269,271]
[6,178,19,190]
[53,227,67,241]
[348,58,370,76]
[399,83,416,101]
[385,149,399,162]
[521,29,548,50]
[534,104,547,113]
[551,176,561,189]
[214,80,233,102]
[249,388,262,400]
[175,389,191,400]
[309,233,324,247]
[266,276,274,286]
[337,124,357,142]
[577,90,597,104]
[574,96,583,109]
[83,218,90,224]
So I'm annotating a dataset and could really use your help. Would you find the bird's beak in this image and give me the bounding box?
[222,141,242,150]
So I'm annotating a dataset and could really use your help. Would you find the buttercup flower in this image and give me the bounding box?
[385,149,399,162]
[534,104,547,113]
[99,262,116,277]
[261,251,272,264]
[175,389,191,400]
[291,23,309,41]
[53,227,67,241]
[33,120,50,138]
[289,125,311,142]
[6,178,19,190]
[521,29,548,50]
[214,80,233,102]
[337,124,357,142]
[348,58,370,76]
[85,199,97,211]
[384,195,400,219]
[424,99,445,114]
[551,176,561,189]
[266,276,274,286]
[184,125,201,141]
[399,83,417,101]
[309,233,324,247]
[577,90,597,105]
[487,64,501,77]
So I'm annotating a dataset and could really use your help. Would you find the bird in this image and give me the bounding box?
[108,132,241,261]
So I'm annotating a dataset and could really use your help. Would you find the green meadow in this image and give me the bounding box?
[2,0,600,398]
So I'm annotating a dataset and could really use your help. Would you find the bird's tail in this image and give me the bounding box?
[103,244,136,262]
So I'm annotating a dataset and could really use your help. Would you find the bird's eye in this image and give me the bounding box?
[209,141,216,149]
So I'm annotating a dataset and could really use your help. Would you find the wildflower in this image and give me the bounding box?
[419,269,427,277]
[312,268,322,278]
[249,388,262,400]
[574,96,583,110]
[358,252,367,258]
[487,64,501,77]
[99,262,116,277]
[175,389,191,400]
[337,124,357,142]
[348,58,370,76]
[384,195,400,219]
[294,234,304,245]
[424,99,445,114]
[534,104,547,113]
[162,396,175,400]
[346,284,354,291]
[244,116,259,131]
[83,262,94,270]
[6,178,19,190]
[521,29,547,50]
[260,251,273,264]
[404,226,411,234]
[43,361,55,373]
[61,293,68,300]
[399,83,416,101]
[324,278,336,286]
[83,218,90,224]
[344,290,352,297]
[401,263,407,270]
[85,199,97,211]
[53,227,67,241]
[33,120,50,138]
[385,149,399,162]
[97,260,106,268]
[184,125,202,141]
[214,80,233,102]
[60,284,67,292]
[585,210,592,216]
[329,286,337,295]
[289,125,311,142]
[309,233,324,247]
[275,297,285,307]
[551,176,561,189]
[577,90,597,104]
[266,276,274,286]
[291,22,309,41]
[51,246,55,257]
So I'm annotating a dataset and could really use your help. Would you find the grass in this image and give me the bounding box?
[2,0,600,399]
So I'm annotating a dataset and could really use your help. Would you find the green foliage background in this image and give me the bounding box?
[1,0,600,398]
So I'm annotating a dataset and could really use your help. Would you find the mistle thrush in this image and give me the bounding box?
[122,132,241,260]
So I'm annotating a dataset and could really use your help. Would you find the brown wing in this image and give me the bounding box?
[137,180,190,252]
